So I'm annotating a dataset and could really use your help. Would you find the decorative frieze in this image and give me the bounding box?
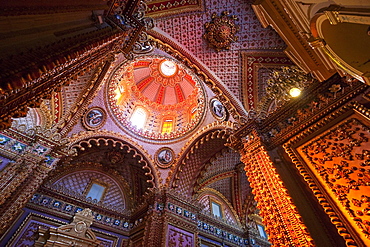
[29,193,144,232]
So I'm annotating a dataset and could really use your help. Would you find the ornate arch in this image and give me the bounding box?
[66,130,158,189]
[44,163,133,212]
[196,187,242,227]
[167,122,235,195]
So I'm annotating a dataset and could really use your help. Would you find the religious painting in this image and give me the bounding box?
[82,107,106,130]
[210,98,227,121]
[155,147,175,168]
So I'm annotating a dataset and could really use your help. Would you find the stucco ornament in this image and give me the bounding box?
[203,11,239,52]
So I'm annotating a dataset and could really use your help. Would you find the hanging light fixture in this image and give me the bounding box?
[265,66,313,104]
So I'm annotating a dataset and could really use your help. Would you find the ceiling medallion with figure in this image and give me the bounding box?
[82,107,106,130]
[203,11,239,52]
[155,147,175,168]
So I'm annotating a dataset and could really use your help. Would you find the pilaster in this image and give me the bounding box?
[236,129,314,246]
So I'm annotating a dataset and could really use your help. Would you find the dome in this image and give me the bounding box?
[107,55,206,142]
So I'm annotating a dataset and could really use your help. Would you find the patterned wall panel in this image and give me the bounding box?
[53,170,125,209]
[241,51,293,110]
[207,177,233,204]
[285,103,370,246]
[200,149,240,184]
[166,224,194,247]
[62,71,95,116]
[155,0,285,101]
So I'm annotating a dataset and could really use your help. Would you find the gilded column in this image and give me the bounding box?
[230,130,314,246]
[142,190,166,247]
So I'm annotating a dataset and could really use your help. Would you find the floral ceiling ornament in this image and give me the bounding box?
[203,11,239,52]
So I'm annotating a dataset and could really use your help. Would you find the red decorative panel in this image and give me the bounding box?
[137,76,155,91]
[184,74,196,86]
[241,51,293,110]
[166,224,194,247]
[174,83,185,102]
[134,61,152,67]
[155,85,166,104]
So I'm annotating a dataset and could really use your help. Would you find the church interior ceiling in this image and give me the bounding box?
[1,0,369,246]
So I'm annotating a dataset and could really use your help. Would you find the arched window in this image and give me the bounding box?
[161,117,174,134]
[130,107,147,129]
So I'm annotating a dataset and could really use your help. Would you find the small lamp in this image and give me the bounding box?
[289,87,301,98]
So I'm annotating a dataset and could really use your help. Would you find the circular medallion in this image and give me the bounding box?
[210,98,227,121]
[203,11,239,52]
[74,221,87,233]
[155,147,175,168]
[82,107,106,130]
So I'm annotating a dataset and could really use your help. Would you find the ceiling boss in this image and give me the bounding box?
[203,11,240,52]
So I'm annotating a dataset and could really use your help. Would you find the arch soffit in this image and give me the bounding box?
[66,130,158,188]
[47,164,132,208]
[167,121,235,192]
[309,10,370,83]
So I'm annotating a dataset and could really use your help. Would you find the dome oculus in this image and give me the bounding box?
[159,60,178,77]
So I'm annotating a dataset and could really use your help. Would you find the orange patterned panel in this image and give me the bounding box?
[296,114,370,245]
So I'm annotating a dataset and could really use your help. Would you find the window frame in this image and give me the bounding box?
[83,179,109,202]
[130,106,148,130]
[161,116,175,134]
[209,199,223,218]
